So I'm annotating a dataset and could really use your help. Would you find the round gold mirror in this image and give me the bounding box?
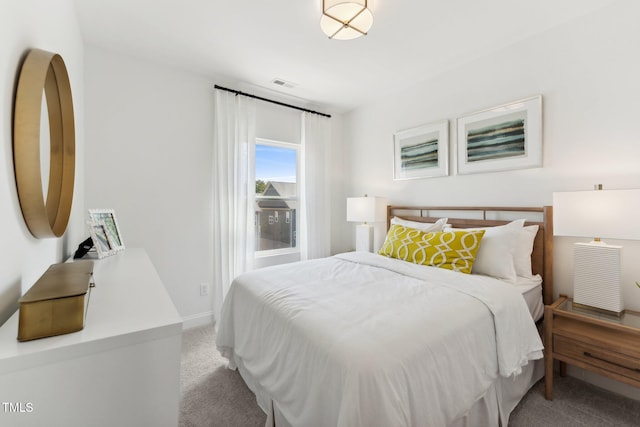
[13,49,75,238]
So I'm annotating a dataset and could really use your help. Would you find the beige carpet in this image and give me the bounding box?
[179,324,266,427]
[180,323,640,427]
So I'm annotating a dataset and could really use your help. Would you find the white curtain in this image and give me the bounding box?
[299,112,331,260]
[212,90,256,326]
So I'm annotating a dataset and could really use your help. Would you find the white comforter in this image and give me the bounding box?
[216,252,543,427]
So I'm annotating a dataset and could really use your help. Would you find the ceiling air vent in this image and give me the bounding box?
[271,78,297,89]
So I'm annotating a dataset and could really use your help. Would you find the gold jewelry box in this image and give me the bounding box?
[18,261,94,341]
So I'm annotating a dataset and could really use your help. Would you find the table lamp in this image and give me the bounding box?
[347,195,387,252]
[553,185,640,315]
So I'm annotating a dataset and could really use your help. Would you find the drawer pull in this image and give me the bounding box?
[583,351,640,373]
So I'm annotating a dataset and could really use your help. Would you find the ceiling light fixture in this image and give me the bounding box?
[320,0,373,40]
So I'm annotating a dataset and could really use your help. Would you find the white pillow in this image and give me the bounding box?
[515,225,539,278]
[469,219,525,283]
[390,216,447,232]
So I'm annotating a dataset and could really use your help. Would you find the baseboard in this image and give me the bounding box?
[182,311,214,330]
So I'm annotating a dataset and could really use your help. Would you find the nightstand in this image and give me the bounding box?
[544,295,640,400]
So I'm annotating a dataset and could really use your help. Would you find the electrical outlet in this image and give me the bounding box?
[199,283,209,296]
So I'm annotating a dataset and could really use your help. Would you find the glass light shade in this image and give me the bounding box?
[346,196,387,223]
[553,188,640,240]
[321,0,373,40]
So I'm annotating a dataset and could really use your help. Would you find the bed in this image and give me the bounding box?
[216,206,554,426]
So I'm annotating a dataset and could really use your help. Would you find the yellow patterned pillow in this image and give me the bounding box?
[378,225,486,274]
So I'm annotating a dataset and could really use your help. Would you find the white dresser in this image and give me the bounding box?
[0,249,183,426]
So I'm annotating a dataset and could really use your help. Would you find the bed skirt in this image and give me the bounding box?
[230,353,543,427]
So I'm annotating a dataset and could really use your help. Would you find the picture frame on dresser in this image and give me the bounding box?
[87,221,115,259]
[88,208,125,251]
[393,120,449,180]
[456,95,542,175]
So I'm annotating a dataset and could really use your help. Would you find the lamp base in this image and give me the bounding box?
[572,301,625,318]
[573,242,623,315]
[355,224,374,252]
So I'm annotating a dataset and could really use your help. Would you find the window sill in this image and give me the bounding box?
[255,248,299,259]
[254,249,301,269]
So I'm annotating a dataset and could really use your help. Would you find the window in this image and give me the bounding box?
[254,139,299,254]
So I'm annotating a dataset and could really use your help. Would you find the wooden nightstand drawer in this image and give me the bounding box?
[554,335,640,381]
[545,295,640,399]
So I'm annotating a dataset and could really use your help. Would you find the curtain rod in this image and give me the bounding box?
[214,85,331,118]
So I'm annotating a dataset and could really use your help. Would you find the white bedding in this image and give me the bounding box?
[216,252,544,427]
[514,275,544,321]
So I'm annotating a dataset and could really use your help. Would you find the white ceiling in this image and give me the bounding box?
[74,0,618,113]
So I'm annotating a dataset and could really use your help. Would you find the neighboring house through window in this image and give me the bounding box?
[254,139,299,254]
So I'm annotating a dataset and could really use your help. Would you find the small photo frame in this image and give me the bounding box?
[456,95,542,175]
[87,221,115,259]
[393,120,449,180]
[88,209,125,252]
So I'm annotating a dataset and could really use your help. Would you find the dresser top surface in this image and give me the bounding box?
[0,248,182,374]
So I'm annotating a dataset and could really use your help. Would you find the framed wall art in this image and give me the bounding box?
[456,95,542,175]
[88,209,125,252]
[393,120,449,180]
[87,221,115,259]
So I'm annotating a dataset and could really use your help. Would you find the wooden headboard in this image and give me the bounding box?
[387,206,554,305]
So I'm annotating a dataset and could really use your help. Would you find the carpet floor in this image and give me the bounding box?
[179,324,640,427]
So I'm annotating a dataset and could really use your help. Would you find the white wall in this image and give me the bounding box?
[342,0,640,310]
[83,47,343,323]
[341,1,640,399]
[0,0,85,325]
[84,47,215,324]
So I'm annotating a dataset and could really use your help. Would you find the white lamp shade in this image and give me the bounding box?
[553,188,640,240]
[321,0,373,40]
[347,196,387,223]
